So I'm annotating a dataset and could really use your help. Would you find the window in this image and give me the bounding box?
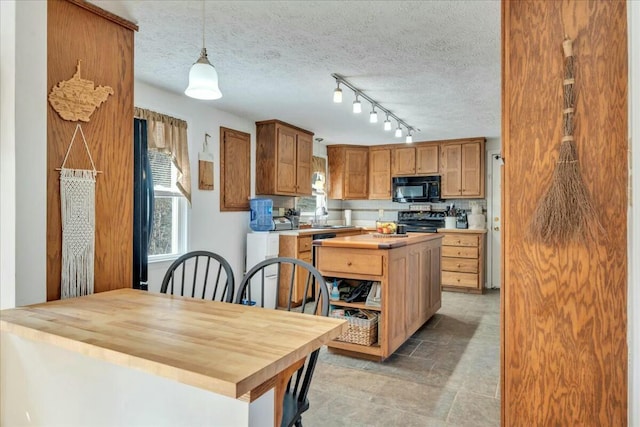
[298,170,327,221]
[148,150,187,260]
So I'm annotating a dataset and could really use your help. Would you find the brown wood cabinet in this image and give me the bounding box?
[327,145,369,200]
[416,145,439,175]
[391,145,439,176]
[368,147,391,199]
[220,127,250,211]
[315,234,443,360]
[391,146,416,175]
[278,228,362,306]
[441,138,485,198]
[255,120,313,196]
[439,229,486,294]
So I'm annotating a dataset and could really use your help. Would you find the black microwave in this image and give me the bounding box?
[392,176,441,203]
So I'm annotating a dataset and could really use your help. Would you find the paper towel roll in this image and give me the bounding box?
[471,205,482,215]
[468,213,485,229]
[344,209,352,226]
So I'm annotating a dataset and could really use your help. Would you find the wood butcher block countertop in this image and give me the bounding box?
[436,228,488,234]
[0,289,347,399]
[313,232,443,249]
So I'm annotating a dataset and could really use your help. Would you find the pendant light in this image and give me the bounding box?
[185,2,222,100]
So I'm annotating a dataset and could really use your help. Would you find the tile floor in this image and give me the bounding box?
[305,289,501,427]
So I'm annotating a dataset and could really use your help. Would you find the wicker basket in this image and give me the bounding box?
[330,311,378,346]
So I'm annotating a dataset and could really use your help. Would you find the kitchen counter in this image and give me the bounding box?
[313,232,442,250]
[314,231,443,360]
[278,226,362,236]
[437,228,487,234]
[1,289,347,426]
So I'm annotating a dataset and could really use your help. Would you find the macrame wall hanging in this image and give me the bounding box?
[49,60,112,298]
[528,37,603,245]
[58,125,100,298]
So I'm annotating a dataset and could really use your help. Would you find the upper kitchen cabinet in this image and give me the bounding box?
[440,137,485,199]
[391,144,439,176]
[256,120,314,196]
[369,147,391,199]
[327,145,369,200]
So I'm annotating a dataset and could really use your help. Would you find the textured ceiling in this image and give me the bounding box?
[90,0,501,146]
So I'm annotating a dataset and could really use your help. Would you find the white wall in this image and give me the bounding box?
[628,0,639,423]
[135,81,255,293]
[0,0,47,308]
[0,0,17,309]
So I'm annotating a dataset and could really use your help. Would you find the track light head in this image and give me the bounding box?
[369,107,378,123]
[333,82,342,103]
[353,95,362,114]
[395,125,402,138]
[383,116,391,131]
[405,131,413,143]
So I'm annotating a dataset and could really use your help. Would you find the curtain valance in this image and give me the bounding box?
[134,107,191,204]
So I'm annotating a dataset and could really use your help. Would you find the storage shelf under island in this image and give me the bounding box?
[313,232,443,361]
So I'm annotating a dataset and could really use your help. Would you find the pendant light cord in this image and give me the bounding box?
[202,1,205,49]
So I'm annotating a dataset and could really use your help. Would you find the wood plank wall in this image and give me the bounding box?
[502,1,628,425]
[47,0,136,300]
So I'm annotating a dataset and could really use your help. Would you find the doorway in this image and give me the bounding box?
[486,149,502,288]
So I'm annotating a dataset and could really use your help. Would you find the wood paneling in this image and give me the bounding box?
[220,127,251,211]
[47,0,135,300]
[502,1,627,425]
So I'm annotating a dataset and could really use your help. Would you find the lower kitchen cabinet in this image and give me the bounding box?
[438,229,487,294]
[278,228,363,307]
[314,233,443,361]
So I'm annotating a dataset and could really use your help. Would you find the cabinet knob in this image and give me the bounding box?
[347,261,352,266]
[494,226,500,231]
[457,252,461,256]
[457,264,461,268]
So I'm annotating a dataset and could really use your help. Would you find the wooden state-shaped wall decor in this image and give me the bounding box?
[48,60,114,122]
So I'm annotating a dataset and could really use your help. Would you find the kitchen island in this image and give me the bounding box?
[314,232,443,360]
[0,289,347,426]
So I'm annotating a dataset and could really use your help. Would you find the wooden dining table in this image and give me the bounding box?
[0,288,347,426]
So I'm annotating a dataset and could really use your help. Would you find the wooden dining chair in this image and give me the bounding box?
[160,251,235,303]
[235,257,329,427]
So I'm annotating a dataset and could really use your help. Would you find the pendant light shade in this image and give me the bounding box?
[185,48,222,100]
[369,107,378,123]
[353,95,362,113]
[185,2,222,100]
[395,125,402,138]
[333,82,343,103]
[405,132,413,143]
[384,115,392,131]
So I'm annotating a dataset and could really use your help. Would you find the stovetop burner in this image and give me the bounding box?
[397,210,445,232]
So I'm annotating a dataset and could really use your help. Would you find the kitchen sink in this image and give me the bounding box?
[310,225,354,229]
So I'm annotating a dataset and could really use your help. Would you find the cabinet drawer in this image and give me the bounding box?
[442,257,478,273]
[317,249,383,276]
[442,271,478,288]
[442,234,479,247]
[442,246,478,259]
[298,236,313,252]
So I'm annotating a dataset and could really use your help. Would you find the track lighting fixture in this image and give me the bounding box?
[333,81,343,103]
[331,73,418,139]
[384,115,392,131]
[352,94,362,113]
[369,106,378,123]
